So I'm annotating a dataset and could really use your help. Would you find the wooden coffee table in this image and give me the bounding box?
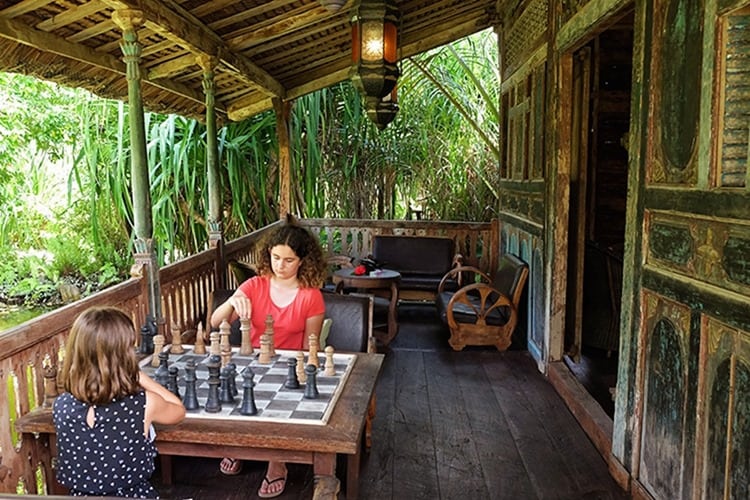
[332,268,401,345]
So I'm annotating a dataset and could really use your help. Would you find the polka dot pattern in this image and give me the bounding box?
[53,391,158,498]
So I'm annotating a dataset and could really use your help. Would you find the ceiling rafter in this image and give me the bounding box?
[0,14,211,109]
[103,0,286,98]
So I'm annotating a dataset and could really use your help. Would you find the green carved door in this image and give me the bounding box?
[613,1,750,498]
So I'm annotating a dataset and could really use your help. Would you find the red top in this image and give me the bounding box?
[238,276,325,349]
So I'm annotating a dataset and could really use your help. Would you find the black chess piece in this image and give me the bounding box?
[182,359,199,410]
[227,362,238,398]
[139,324,154,355]
[204,354,222,413]
[154,351,170,387]
[303,364,319,399]
[220,366,235,404]
[167,366,180,398]
[240,367,258,416]
[284,357,300,389]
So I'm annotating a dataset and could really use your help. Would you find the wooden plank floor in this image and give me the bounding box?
[152,303,628,499]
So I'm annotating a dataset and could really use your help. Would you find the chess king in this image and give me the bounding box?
[209,214,327,498]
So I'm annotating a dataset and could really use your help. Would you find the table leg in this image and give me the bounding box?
[312,453,339,500]
[384,281,399,344]
[346,449,361,500]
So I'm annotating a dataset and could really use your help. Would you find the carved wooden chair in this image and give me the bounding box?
[436,254,529,351]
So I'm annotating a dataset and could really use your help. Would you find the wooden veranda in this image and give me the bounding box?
[2,1,750,499]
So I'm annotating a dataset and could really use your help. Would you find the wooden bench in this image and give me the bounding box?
[435,254,528,351]
[371,235,462,301]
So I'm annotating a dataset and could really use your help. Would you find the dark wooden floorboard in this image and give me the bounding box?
[152,303,627,500]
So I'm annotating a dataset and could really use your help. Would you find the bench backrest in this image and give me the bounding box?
[492,254,529,308]
[372,235,454,274]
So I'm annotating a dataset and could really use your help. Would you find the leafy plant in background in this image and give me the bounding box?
[0,28,500,315]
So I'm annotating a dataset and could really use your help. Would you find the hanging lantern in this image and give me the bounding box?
[350,0,400,102]
[366,86,399,130]
[319,0,346,11]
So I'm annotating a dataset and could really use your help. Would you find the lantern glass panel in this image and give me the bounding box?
[383,22,397,63]
[361,20,384,61]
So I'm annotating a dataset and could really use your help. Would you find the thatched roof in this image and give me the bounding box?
[0,0,498,122]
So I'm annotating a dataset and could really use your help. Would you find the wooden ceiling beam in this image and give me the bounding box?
[226,4,328,51]
[35,0,106,32]
[0,0,53,19]
[104,0,285,98]
[0,15,212,110]
[147,53,197,80]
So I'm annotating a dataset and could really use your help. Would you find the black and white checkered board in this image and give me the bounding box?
[139,347,356,425]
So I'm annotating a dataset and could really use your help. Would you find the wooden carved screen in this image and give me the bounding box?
[632,0,750,498]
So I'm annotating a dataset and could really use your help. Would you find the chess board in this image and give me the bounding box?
[139,346,356,425]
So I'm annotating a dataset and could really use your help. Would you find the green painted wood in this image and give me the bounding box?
[643,270,750,331]
[555,0,631,52]
[657,0,704,173]
[640,318,686,498]
[644,188,750,219]
[723,235,750,285]
[649,222,692,265]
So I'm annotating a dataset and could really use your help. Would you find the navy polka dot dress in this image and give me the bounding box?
[53,390,158,498]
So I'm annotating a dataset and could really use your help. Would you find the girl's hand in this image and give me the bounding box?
[229,294,252,319]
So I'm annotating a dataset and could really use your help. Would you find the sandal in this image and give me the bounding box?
[219,457,242,476]
[258,472,287,498]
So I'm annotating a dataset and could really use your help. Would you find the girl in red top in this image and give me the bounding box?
[210,215,327,497]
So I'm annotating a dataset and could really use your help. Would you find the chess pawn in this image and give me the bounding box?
[139,324,154,355]
[219,320,231,354]
[239,317,253,356]
[308,334,319,368]
[219,366,235,404]
[296,351,307,383]
[152,334,165,367]
[182,359,200,410]
[193,322,206,355]
[264,314,276,357]
[167,366,180,398]
[240,368,258,416]
[324,346,336,376]
[170,322,185,354]
[209,330,221,356]
[204,354,222,413]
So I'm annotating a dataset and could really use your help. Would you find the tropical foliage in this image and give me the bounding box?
[0,29,499,314]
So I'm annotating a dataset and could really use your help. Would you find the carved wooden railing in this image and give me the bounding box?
[0,218,497,494]
[302,218,499,274]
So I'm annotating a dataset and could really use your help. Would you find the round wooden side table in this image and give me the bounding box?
[331,268,401,345]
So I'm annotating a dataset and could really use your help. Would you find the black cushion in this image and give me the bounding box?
[436,291,511,326]
[372,236,454,275]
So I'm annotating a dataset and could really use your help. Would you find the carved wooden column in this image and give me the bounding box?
[198,54,225,289]
[273,97,292,217]
[112,9,161,322]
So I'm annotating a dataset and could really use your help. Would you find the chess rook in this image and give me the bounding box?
[285,357,300,389]
[303,364,319,399]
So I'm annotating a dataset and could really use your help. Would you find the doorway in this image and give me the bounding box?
[563,13,634,418]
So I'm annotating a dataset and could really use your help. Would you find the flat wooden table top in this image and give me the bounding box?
[333,268,401,287]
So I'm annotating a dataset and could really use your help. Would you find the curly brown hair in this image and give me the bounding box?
[255,217,327,288]
[60,307,140,405]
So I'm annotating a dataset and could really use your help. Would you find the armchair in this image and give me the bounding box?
[436,254,528,351]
